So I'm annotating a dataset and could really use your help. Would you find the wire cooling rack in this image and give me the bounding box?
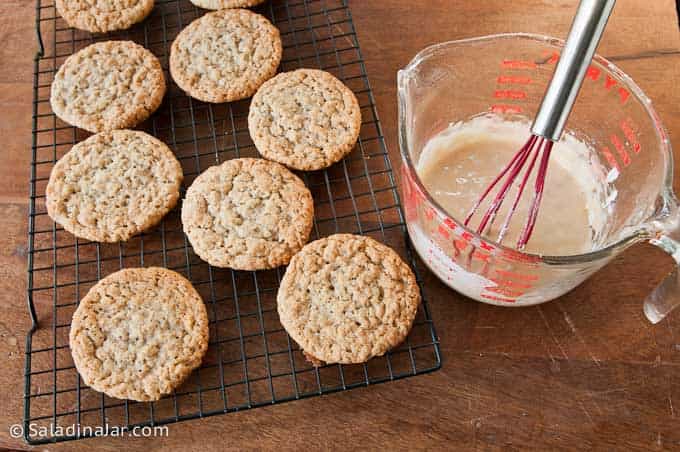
[24,0,441,444]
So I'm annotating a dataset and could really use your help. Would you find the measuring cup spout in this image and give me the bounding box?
[644,193,680,323]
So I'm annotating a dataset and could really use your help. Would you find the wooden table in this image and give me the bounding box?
[1,0,679,450]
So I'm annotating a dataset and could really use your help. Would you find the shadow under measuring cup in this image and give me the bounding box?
[397,34,679,323]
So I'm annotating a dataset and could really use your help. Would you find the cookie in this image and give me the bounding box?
[55,0,155,33]
[248,69,362,171]
[69,267,209,402]
[46,130,183,243]
[169,9,281,103]
[277,234,421,365]
[181,158,314,270]
[50,41,166,133]
[189,0,266,9]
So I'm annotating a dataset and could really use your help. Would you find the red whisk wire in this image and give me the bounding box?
[474,140,533,235]
[517,140,554,249]
[497,138,543,244]
[463,135,537,226]
[465,134,554,251]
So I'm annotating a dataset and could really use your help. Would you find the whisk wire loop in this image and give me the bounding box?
[464,135,554,251]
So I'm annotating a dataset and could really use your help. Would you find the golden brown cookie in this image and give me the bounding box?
[189,0,266,9]
[55,0,154,33]
[277,234,421,365]
[181,158,314,270]
[50,41,166,132]
[248,69,362,171]
[46,130,183,242]
[169,9,282,103]
[69,267,209,402]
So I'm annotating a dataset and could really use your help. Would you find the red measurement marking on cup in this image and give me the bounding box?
[501,59,536,69]
[477,239,495,252]
[543,52,630,103]
[497,75,532,84]
[443,217,457,230]
[604,75,617,90]
[620,117,641,154]
[610,134,631,166]
[478,265,539,303]
[437,223,450,239]
[490,277,533,289]
[471,249,491,262]
[586,66,601,81]
[600,118,641,172]
[435,217,458,241]
[498,247,541,264]
[494,90,527,99]
[494,58,534,113]
[600,146,620,171]
[453,239,469,257]
[494,268,538,281]
[603,74,631,104]
[425,206,435,221]
[490,104,522,114]
[484,286,525,298]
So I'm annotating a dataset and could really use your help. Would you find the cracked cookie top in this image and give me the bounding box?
[69,267,209,401]
[277,234,421,365]
[169,9,282,103]
[50,41,166,133]
[55,0,155,33]
[248,69,362,171]
[46,130,183,243]
[181,158,314,270]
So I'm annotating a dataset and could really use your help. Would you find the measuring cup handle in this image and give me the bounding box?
[645,197,680,323]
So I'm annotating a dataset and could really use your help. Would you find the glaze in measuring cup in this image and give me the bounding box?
[398,34,679,323]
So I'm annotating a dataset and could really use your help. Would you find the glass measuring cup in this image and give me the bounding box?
[398,33,679,323]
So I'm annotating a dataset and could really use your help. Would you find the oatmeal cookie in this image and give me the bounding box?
[181,158,314,270]
[277,234,420,365]
[46,130,182,242]
[69,267,209,401]
[169,9,281,103]
[189,0,266,9]
[55,0,154,33]
[248,69,361,171]
[50,41,165,132]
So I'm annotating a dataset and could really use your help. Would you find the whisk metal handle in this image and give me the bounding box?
[531,0,616,141]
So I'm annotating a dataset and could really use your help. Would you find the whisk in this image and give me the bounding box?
[464,0,616,250]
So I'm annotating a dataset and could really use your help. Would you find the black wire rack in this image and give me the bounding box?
[24,0,442,444]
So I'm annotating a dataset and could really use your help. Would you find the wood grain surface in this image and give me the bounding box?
[1,0,679,450]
